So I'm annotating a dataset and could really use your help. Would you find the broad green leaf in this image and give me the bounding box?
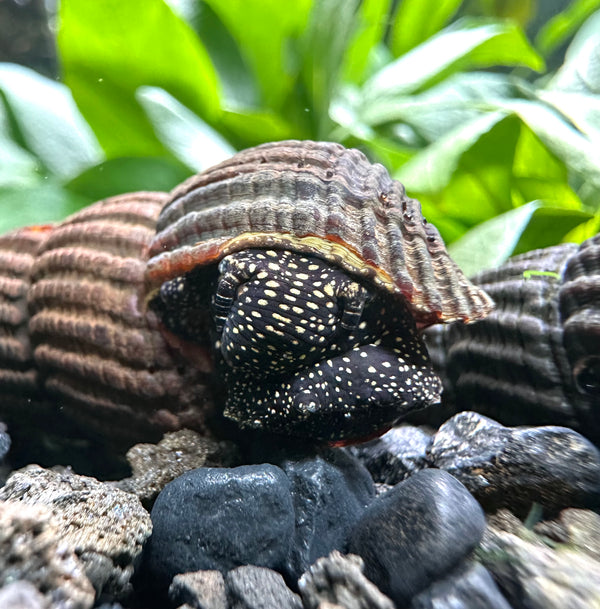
[536,0,600,57]
[66,157,191,201]
[365,20,544,99]
[495,99,600,193]
[536,90,600,143]
[512,207,593,255]
[0,183,92,233]
[342,0,392,83]
[58,0,220,159]
[137,87,235,171]
[0,63,103,180]
[448,202,542,276]
[202,0,312,109]
[546,9,600,94]
[395,111,507,193]
[300,0,361,137]
[221,109,297,146]
[390,0,462,57]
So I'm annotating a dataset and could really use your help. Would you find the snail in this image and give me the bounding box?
[424,233,600,442]
[0,140,492,457]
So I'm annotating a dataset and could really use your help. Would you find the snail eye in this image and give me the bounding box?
[573,356,600,396]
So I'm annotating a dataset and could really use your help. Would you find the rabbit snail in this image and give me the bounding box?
[0,140,492,457]
[424,234,600,443]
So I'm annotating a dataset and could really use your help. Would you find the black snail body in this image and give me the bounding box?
[425,233,600,442]
[0,140,492,457]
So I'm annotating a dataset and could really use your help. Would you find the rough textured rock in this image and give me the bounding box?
[225,566,302,609]
[0,421,9,461]
[144,464,295,595]
[410,561,513,609]
[429,411,600,514]
[0,466,152,601]
[480,511,600,609]
[0,500,95,609]
[298,551,394,609]
[114,430,240,509]
[0,581,48,609]
[349,468,486,606]
[169,571,227,609]
[348,425,431,485]
[280,450,374,581]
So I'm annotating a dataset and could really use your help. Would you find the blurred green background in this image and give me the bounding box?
[1,0,599,275]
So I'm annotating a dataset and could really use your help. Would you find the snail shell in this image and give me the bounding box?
[425,234,600,441]
[0,193,215,452]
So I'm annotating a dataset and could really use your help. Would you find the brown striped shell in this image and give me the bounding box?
[0,193,216,457]
[425,233,600,441]
[146,140,493,327]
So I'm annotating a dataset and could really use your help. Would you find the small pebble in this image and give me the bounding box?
[0,466,151,601]
[0,581,47,609]
[169,571,227,609]
[143,464,295,594]
[0,421,10,462]
[113,429,240,509]
[298,551,394,609]
[280,449,374,581]
[348,425,431,484]
[429,411,600,514]
[225,565,302,609]
[0,500,95,609]
[480,511,600,609]
[410,561,512,609]
[348,468,486,606]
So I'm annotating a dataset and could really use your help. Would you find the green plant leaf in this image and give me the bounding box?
[546,9,600,94]
[536,0,600,57]
[221,109,297,146]
[342,0,392,84]
[0,183,93,233]
[66,157,191,201]
[536,90,600,143]
[0,63,103,180]
[202,0,312,110]
[365,19,544,99]
[448,202,541,276]
[137,87,235,171]
[390,0,462,57]
[58,0,221,159]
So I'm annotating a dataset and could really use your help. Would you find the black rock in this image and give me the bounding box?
[410,561,513,609]
[348,425,431,484]
[143,465,295,595]
[169,570,227,609]
[429,411,600,514]
[225,565,302,609]
[348,468,486,606]
[280,449,374,582]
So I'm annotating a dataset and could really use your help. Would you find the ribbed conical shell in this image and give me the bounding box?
[0,193,216,450]
[147,140,493,327]
[426,236,600,440]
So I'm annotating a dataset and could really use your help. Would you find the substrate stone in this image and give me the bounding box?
[169,571,227,609]
[429,411,600,513]
[0,465,152,601]
[298,551,394,609]
[225,566,302,609]
[348,468,486,606]
[0,581,48,609]
[144,464,295,594]
[0,500,94,609]
[280,449,374,581]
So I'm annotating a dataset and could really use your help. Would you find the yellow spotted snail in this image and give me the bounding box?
[0,141,492,455]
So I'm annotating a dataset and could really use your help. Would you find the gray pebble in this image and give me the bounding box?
[298,551,394,609]
[226,566,302,609]
[169,571,227,609]
[348,425,431,484]
[429,411,600,513]
[349,468,486,606]
[410,561,513,609]
[480,513,600,609]
[0,421,10,462]
[0,465,152,601]
[0,581,48,609]
[0,500,95,609]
